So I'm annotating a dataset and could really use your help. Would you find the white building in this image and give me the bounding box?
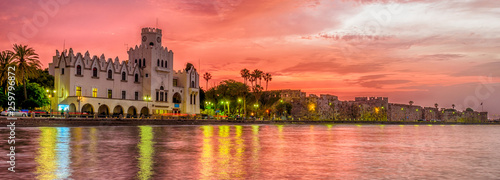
[48,27,200,117]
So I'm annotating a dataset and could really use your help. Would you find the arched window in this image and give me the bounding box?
[134,74,139,82]
[165,60,167,68]
[157,59,160,66]
[161,60,164,67]
[138,59,141,67]
[160,86,164,90]
[121,72,126,81]
[76,65,82,75]
[143,58,146,67]
[135,59,137,64]
[107,70,112,79]
[191,81,195,88]
[93,67,98,77]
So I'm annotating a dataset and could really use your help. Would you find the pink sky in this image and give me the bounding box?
[1,0,499,118]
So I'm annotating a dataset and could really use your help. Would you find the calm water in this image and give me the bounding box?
[2,124,500,179]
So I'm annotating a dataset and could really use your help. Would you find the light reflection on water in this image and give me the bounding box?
[2,124,500,179]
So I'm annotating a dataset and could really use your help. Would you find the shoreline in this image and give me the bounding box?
[1,117,498,127]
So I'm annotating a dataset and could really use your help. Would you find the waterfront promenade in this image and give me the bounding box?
[1,116,498,127]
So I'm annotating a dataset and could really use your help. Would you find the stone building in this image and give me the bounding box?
[387,103,424,121]
[48,27,200,116]
[278,89,489,122]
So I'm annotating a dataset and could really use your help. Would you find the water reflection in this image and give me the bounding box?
[55,127,71,179]
[137,126,155,180]
[199,126,214,179]
[36,128,57,180]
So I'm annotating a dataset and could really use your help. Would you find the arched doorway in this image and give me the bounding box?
[113,105,124,116]
[140,107,149,116]
[69,103,76,113]
[98,104,110,116]
[173,92,182,104]
[127,106,137,118]
[81,104,94,114]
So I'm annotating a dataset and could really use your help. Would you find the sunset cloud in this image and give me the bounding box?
[1,0,499,117]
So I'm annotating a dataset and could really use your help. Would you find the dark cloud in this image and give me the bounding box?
[452,61,500,77]
[280,61,383,74]
[418,54,465,61]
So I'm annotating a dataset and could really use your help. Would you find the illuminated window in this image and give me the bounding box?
[92,88,97,97]
[416,109,419,111]
[108,89,112,98]
[401,108,404,111]
[76,86,81,97]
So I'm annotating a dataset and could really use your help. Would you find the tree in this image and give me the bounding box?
[434,103,438,109]
[253,69,263,86]
[205,80,250,116]
[13,82,49,110]
[12,44,41,101]
[240,68,250,85]
[452,104,455,109]
[28,68,54,89]
[409,101,414,106]
[248,72,256,89]
[203,72,212,89]
[263,73,272,91]
[185,62,195,71]
[0,50,14,93]
[276,101,292,116]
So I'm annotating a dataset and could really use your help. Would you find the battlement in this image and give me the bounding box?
[142,27,162,34]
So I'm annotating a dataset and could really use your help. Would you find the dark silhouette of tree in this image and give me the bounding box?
[203,72,212,90]
[12,44,41,101]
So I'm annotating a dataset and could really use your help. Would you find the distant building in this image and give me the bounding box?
[276,89,488,122]
[48,27,200,116]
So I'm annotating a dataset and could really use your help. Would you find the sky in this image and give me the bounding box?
[1,0,499,118]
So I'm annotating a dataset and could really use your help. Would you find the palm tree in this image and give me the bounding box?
[0,50,14,93]
[240,68,250,85]
[253,69,263,86]
[263,73,272,91]
[452,104,455,109]
[12,44,41,100]
[203,72,212,90]
[409,101,414,106]
[248,72,256,89]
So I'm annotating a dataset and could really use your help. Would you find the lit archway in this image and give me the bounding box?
[173,92,182,104]
[98,104,110,116]
[81,104,94,114]
[113,105,124,115]
[140,107,149,116]
[69,103,76,113]
[127,106,137,117]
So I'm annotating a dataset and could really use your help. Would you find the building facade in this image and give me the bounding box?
[48,27,200,116]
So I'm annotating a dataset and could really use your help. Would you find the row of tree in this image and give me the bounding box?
[0,44,50,110]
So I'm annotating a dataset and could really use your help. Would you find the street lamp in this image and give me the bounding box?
[77,96,82,116]
[144,95,151,116]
